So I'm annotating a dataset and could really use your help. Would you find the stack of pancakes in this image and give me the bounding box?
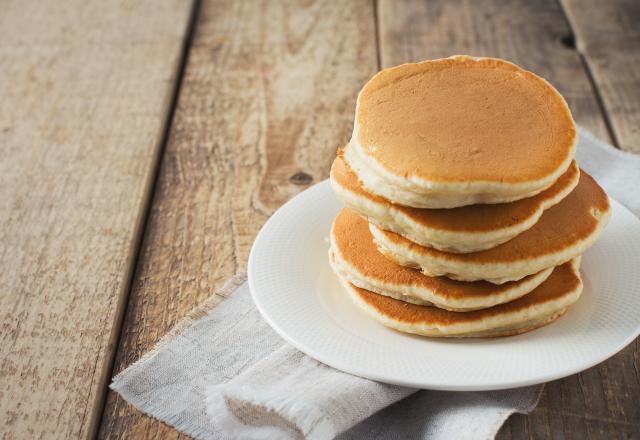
[329,56,611,338]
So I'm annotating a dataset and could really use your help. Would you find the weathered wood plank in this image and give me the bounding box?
[97,0,379,437]
[561,0,640,152]
[0,1,194,438]
[378,0,610,141]
[377,1,639,439]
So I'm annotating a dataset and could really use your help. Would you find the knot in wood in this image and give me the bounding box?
[289,172,313,185]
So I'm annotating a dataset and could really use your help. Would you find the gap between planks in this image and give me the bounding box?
[555,0,621,149]
[372,0,382,71]
[93,0,203,437]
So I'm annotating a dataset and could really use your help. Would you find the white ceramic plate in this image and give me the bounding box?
[248,180,640,391]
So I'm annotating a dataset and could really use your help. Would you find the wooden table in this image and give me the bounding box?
[1,1,638,438]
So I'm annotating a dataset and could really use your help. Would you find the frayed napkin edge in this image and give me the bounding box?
[111,273,247,384]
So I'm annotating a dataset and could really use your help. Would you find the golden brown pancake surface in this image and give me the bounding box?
[350,260,580,326]
[375,171,610,264]
[332,152,579,233]
[355,56,576,184]
[332,208,550,300]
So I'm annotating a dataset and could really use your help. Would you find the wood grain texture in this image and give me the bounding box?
[0,1,193,438]
[97,0,378,437]
[561,0,640,152]
[378,0,611,142]
[376,0,639,438]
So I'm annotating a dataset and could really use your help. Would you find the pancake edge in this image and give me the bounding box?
[337,259,582,338]
[369,198,609,284]
[331,157,580,253]
[329,240,554,311]
[345,138,576,209]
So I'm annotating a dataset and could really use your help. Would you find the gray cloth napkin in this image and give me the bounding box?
[111,128,640,440]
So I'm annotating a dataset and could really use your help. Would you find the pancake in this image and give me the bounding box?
[337,259,582,338]
[329,208,553,311]
[331,152,580,253]
[370,171,610,283]
[347,55,577,208]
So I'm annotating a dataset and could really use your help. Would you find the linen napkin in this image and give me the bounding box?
[111,128,640,439]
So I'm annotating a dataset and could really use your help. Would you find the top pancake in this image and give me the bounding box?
[349,56,577,208]
[331,152,579,253]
